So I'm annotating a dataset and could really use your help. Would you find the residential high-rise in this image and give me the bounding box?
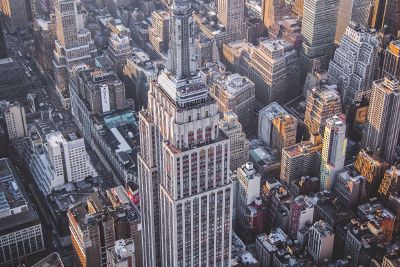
[0,101,27,141]
[320,115,347,191]
[0,12,7,59]
[382,40,400,79]
[300,0,339,74]
[280,133,322,185]
[304,85,342,134]
[0,0,29,32]
[329,24,379,110]
[261,0,285,28]
[53,0,96,105]
[288,196,315,238]
[209,73,255,131]
[271,114,298,153]
[249,39,300,105]
[362,77,400,164]
[138,0,233,266]
[307,220,335,265]
[219,111,250,171]
[258,102,288,145]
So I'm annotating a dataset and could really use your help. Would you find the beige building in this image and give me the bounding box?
[149,10,169,54]
[304,85,342,135]
[271,114,297,153]
[220,111,250,171]
[262,0,286,28]
[0,100,27,141]
[209,72,256,131]
[249,39,300,105]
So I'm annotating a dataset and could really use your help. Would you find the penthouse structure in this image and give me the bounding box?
[219,112,249,170]
[329,24,379,110]
[68,186,142,267]
[0,159,44,266]
[107,239,136,267]
[304,85,342,134]
[209,73,255,131]
[280,133,322,185]
[362,77,400,164]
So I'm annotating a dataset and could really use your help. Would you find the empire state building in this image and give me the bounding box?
[138,0,233,266]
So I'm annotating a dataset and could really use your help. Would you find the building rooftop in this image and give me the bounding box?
[259,102,287,120]
[256,228,288,253]
[0,158,27,216]
[312,220,333,237]
[0,159,40,235]
[32,252,64,267]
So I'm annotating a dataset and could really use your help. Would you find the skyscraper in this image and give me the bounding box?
[53,0,96,104]
[320,115,347,191]
[138,0,233,266]
[217,0,245,43]
[300,0,339,74]
[362,77,400,164]
[0,100,28,141]
[335,0,373,43]
[370,0,400,36]
[382,40,400,79]
[329,24,379,110]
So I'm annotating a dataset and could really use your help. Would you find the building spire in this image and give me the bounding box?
[167,0,197,79]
